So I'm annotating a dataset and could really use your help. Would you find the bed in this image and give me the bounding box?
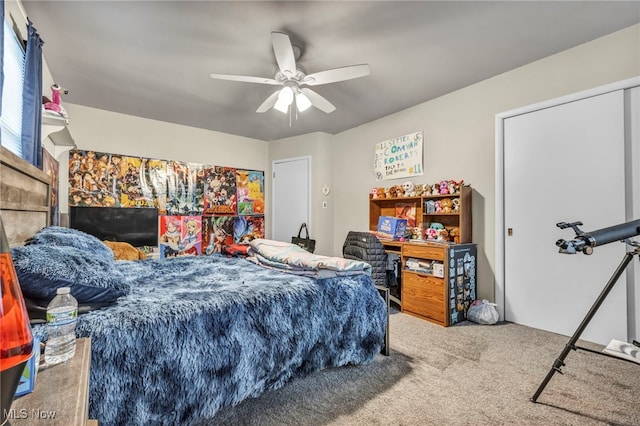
[2,148,387,425]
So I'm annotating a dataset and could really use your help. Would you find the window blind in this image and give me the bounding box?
[1,19,25,157]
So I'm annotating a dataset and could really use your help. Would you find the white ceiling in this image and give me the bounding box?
[20,1,640,141]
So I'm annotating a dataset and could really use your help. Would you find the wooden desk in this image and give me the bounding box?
[10,338,95,425]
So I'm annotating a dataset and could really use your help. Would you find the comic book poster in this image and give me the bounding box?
[148,159,168,214]
[202,166,237,216]
[42,148,59,226]
[236,169,264,216]
[234,215,265,244]
[68,150,122,207]
[158,215,202,258]
[202,216,235,255]
[166,161,203,215]
[119,156,155,208]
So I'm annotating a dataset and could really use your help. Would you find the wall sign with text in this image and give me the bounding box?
[374,131,423,181]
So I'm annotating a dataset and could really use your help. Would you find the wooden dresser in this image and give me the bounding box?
[10,338,97,425]
[380,240,477,326]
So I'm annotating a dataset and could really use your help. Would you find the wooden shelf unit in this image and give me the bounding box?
[421,186,472,243]
[369,186,475,326]
[369,186,472,243]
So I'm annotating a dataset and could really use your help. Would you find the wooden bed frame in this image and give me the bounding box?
[0,146,51,246]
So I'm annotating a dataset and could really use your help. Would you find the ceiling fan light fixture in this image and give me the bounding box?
[210,31,369,117]
[274,86,294,113]
[278,86,294,104]
[273,99,289,113]
[296,92,312,112]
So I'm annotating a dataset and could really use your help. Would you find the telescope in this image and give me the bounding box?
[555,219,640,255]
[532,218,640,404]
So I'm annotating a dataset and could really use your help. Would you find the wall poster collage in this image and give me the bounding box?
[68,149,265,258]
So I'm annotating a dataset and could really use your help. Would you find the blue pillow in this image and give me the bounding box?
[10,245,130,304]
[27,227,114,262]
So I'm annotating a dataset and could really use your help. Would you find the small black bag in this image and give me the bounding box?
[292,223,316,253]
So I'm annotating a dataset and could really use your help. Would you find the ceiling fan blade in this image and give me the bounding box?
[303,64,370,86]
[271,32,297,77]
[256,90,282,113]
[210,73,280,85]
[300,88,336,113]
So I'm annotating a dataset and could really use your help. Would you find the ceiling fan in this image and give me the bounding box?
[210,32,370,114]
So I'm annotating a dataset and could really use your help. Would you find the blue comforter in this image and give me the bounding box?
[56,255,386,425]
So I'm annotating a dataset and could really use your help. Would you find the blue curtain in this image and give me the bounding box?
[1,0,5,118]
[21,19,44,168]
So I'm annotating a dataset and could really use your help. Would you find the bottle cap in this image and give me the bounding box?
[56,287,71,295]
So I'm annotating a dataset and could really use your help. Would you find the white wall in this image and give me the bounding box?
[268,132,334,254]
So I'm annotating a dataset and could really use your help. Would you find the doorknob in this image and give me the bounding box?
[508,228,513,236]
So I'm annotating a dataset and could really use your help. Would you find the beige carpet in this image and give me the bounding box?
[210,310,640,425]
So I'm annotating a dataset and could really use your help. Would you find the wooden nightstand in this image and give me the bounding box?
[10,338,97,425]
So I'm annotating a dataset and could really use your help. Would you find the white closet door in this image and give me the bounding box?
[504,90,626,345]
[627,86,640,339]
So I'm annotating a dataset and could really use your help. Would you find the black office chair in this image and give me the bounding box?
[342,231,394,356]
[342,231,400,296]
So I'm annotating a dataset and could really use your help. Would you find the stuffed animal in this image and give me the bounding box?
[402,181,416,197]
[425,199,436,214]
[103,240,147,260]
[431,183,440,196]
[449,227,461,244]
[436,228,449,241]
[426,222,444,240]
[389,185,405,198]
[410,227,422,240]
[415,184,424,197]
[377,187,387,199]
[439,180,449,195]
[43,84,68,118]
[440,198,453,213]
[452,198,461,212]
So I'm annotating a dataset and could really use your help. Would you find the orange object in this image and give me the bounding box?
[1,216,34,420]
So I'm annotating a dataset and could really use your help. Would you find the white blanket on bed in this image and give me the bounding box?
[247,238,372,278]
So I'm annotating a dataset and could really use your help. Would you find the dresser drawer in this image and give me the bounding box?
[402,243,445,261]
[402,271,445,323]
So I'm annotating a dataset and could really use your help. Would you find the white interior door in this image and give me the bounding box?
[272,157,311,243]
[504,90,627,345]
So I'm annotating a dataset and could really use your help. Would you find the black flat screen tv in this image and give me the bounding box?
[69,207,159,247]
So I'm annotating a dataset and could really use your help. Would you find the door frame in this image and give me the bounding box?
[494,76,640,321]
[271,155,312,243]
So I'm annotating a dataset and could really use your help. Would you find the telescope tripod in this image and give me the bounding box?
[531,243,640,403]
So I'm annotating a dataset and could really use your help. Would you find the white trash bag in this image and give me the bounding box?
[467,299,499,325]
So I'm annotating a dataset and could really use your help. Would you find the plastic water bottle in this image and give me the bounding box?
[44,287,78,365]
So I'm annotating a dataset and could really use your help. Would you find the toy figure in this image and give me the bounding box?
[402,181,416,197]
[439,180,449,195]
[43,84,68,118]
